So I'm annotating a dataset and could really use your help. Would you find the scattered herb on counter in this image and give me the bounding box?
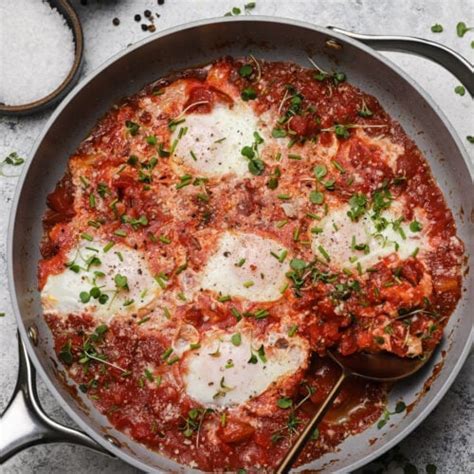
[456,21,473,38]
[0,152,25,177]
[454,85,466,96]
[467,135,474,143]
[224,2,256,16]
[430,24,443,33]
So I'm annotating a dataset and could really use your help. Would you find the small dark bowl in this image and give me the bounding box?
[0,0,84,116]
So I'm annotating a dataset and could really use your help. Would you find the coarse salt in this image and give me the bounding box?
[0,0,75,106]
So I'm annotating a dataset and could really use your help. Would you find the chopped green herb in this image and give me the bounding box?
[454,85,466,96]
[231,333,241,346]
[332,71,346,85]
[125,120,140,136]
[270,249,288,263]
[231,307,242,321]
[409,220,423,232]
[317,245,330,262]
[127,155,138,166]
[347,193,368,221]
[79,291,91,304]
[103,242,115,253]
[114,273,129,290]
[159,235,171,244]
[146,135,157,145]
[314,164,327,180]
[254,308,269,319]
[239,64,253,78]
[334,124,350,139]
[395,401,406,413]
[277,397,293,409]
[241,87,257,101]
[248,158,265,176]
[309,191,324,204]
[456,21,473,38]
[161,347,173,360]
[59,341,73,364]
[431,24,443,33]
[81,233,93,242]
[292,226,300,242]
[2,151,25,167]
[248,352,258,364]
[158,143,170,158]
[272,128,287,138]
[288,324,298,337]
[257,344,267,363]
[331,160,345,173]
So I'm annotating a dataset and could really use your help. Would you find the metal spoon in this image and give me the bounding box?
[276,348,436,474]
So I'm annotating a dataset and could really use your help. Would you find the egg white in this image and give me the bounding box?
[41,240,159,319]
[171,102,265,177]
[182,328,308,408]
[312,204,429,271]
[199,231,289,302]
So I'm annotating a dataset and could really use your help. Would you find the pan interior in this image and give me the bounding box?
[10,18,473,473]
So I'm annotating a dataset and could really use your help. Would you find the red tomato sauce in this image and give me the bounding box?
[39,57,464,471]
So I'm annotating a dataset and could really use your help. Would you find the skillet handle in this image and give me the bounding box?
[0,332,110,463]
[328,27,474,96]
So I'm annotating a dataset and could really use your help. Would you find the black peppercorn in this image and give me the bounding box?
[144,10,152,17]
[141,24,148,31]
[112,17,120,26]
[134,14,141,22]
[158,0,165,5]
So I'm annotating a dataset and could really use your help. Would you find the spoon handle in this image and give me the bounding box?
[275,370,348,474]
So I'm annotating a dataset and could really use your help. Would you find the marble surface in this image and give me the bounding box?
[0,1,472,473]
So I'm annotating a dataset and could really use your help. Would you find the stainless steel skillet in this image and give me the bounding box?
[2,16,473,473]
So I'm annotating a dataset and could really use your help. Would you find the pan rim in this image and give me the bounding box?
[7,14,474,473]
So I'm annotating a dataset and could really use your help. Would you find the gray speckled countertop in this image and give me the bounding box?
[0,1,473,473]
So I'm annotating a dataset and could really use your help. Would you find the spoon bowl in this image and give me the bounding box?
[328,350,432,382]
